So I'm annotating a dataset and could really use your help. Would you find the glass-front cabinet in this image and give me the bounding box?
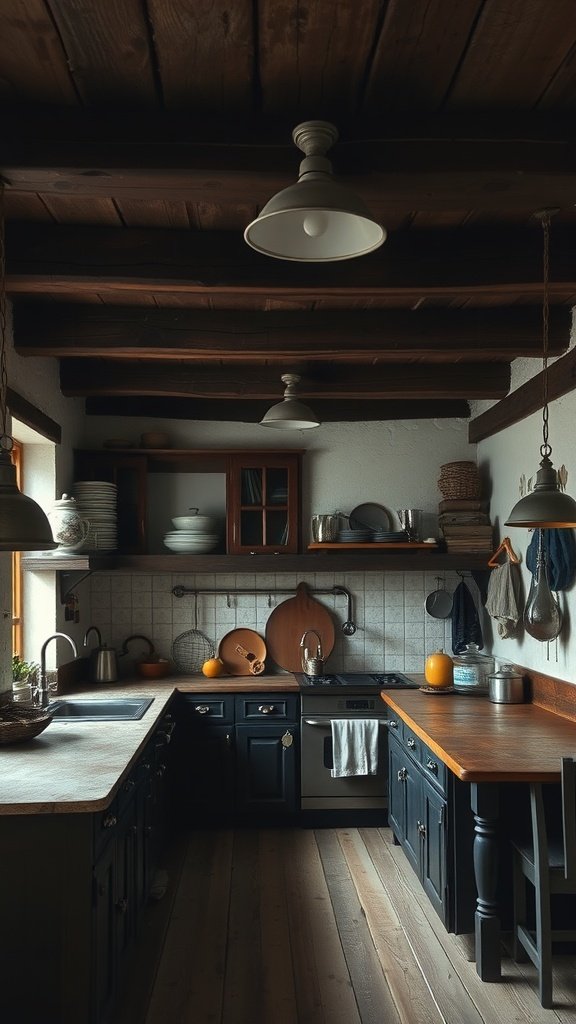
[226,453,300,554]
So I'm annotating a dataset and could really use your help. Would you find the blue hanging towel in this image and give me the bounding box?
[451,580,483,655]
[526,529,576,592]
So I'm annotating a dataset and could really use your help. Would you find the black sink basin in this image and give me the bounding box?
[48,697,154,721]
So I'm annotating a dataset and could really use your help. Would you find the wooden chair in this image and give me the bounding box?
[512,757,576,1007]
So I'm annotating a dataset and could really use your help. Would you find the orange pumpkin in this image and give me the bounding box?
[424,649,453,689]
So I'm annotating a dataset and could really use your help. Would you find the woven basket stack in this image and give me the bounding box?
[438,461,482,501]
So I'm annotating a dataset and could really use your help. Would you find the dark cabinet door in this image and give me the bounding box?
[92,839,117,1024]
[227,453,300,553]
[421,779,447,926]
[181,725,236,817]
[115,799,138,963]
[403,760,422,877]
[235,724,298,815]
[388,734,406,840]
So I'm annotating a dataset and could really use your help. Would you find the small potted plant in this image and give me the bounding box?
[12,655,39,702]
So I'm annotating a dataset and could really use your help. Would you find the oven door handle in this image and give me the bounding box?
[303,719,387,728]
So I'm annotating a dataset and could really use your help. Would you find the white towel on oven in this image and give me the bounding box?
[330,719,379,777]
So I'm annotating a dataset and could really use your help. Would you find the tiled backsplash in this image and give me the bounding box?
[90,570,482,675]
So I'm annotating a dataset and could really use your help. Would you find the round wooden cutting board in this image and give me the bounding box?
[265,582,336,672]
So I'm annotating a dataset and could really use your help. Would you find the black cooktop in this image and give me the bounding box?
[296,672,419,690]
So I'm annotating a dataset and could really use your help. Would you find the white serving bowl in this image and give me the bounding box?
[171,515,220,531]
[163,535,219,553]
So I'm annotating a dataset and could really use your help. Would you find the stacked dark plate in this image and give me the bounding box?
[338,528,372,542]
[372,530,409,542]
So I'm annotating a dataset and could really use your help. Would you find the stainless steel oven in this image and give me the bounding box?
[297,672,419,812]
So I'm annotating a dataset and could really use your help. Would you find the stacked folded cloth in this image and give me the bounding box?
[439,498,493,553]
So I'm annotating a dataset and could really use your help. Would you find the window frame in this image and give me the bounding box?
[11,439,23,657]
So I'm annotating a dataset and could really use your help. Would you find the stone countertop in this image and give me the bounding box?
[0,673,299,815]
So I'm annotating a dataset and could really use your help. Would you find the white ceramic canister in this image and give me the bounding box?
[47,494,90,554]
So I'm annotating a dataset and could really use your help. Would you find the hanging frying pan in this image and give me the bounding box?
[265,582,336,672]
[425,577,453,619]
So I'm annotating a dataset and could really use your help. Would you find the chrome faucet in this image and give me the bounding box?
[37,632,78,708]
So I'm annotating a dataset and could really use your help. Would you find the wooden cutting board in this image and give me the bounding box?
[265,582,336,672]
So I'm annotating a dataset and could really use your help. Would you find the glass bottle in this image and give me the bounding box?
[524,530,562,641]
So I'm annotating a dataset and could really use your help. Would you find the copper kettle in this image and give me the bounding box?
[300,629,324,676]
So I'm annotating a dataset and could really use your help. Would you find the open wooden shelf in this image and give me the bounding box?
[307,542,438,550]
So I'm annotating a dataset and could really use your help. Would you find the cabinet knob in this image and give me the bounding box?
[281,730,293,748]
[388,719,398,730]
[116,898,128,914]
[426,758,438,774]
[407,737,416,749]
[123,779,136,791]
[103,814,117,829]
[417,821,427,838]
[195,705,211,715]
[258,704,275,715]
[397,767,408,781]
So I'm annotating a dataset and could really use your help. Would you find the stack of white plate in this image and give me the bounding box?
[164,512,221,553]
[74,481,118,551]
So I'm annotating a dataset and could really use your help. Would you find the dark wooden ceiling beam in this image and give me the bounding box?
[84,395,471,422]
[3,109,576,209]
[468,347,576,443]
[59,360,510,400]
[12,304,569,361]
[7,226,576,300]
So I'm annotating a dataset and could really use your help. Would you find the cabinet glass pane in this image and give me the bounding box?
[266,468,289,505]
[240,510,264,546]
[266,510,289,546]
[241,468,263,506]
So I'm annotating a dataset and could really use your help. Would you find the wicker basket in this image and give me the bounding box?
[0,702,53,744]
[438,461,481,500]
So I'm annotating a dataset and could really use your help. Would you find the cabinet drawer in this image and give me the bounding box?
[178,694,235,724]
[386,715,403,741]
[403,727,421,759]
[235,694,299,722]
[418,741,447,794]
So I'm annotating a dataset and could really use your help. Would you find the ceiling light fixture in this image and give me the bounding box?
[0,184,56,551]
[244,121,386,262]
[260,374,320,429]
[505,210,576,528]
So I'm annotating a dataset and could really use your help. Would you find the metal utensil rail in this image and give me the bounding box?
[171,584,356,635]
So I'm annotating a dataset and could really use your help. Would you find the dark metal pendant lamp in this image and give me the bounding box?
[244,121,386,262]
[0,185,56,551]
[505,211,576,528]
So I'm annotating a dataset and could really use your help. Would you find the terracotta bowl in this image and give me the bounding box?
[136,659,171,679]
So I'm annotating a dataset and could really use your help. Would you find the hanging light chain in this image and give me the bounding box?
[540,210,551,459]
[0,182,8,440]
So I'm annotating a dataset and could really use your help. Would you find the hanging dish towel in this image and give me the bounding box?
[451,580,483,655]
[330,719,379,778]
[526,528,576,591]
[485,561,522,638]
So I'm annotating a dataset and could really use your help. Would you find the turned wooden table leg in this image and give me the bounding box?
[471,782,501,981]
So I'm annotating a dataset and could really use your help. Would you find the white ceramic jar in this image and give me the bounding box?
[47,494,90,554]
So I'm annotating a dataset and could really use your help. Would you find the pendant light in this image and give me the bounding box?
[505,211,576,528]
[0,185,56,551]
[260,374,319,429]
[244,121,386,262]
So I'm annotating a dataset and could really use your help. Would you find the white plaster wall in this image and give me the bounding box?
[83,415,474,540]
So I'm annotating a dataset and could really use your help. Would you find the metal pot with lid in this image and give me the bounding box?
[488,664,525,704]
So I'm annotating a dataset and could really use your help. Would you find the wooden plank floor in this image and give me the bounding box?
[113,827,576,1024]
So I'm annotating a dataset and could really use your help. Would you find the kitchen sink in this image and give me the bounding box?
[48,697,154,721]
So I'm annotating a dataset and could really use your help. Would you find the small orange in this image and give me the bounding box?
[201,657,225,678]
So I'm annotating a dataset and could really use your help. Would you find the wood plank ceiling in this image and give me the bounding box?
[2,0,576,426]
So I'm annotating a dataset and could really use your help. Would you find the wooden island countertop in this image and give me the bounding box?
[380,689,576,783]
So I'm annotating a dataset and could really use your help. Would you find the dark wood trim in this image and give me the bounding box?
[3,109,576,209]
[12,305,569,361]
[6,387,61,444]
[21,552,492,573]
[468,347,576,442]
[83,396,471,421]
[59,360,510,400]
[6,225,576,301]
[521,664,576,722]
